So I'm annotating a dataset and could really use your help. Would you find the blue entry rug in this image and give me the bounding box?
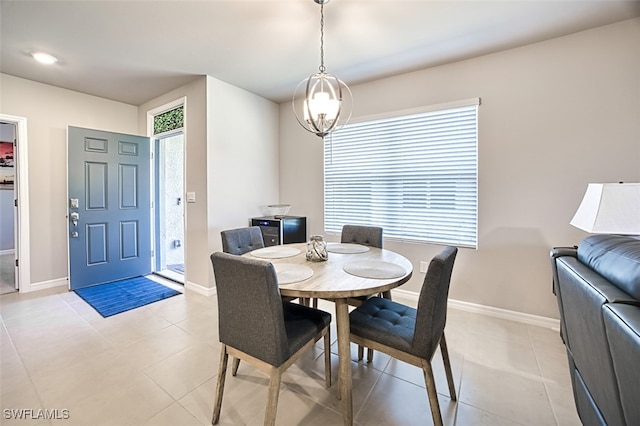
[75,276,181,318]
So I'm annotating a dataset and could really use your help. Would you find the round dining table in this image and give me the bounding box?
[246,242,413,425]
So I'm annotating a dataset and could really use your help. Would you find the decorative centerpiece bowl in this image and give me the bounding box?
[268,204,291,218]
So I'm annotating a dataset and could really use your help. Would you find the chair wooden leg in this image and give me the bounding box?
[439,334,457,401]
[212,345,229,425]
[323,328,332,388]
[264,368,282,426]
[357,345,364,361]
[312,298,318,309]
[421,359,443,426]
[231,357,240,376]
[366,347,374,363]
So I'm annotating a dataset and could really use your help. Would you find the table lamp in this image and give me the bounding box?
[570,182,640,235]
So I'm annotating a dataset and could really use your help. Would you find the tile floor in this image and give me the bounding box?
[0,280,581,425]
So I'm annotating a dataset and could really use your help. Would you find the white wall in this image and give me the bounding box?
[0,74,139,286]
[206,76,280,284]
[279,18,640,319]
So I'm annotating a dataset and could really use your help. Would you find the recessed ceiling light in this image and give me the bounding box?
[31,52,58,65]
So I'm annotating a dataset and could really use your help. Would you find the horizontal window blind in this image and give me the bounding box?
[324,101,478,248]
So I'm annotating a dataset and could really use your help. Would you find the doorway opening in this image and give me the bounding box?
[153,131,185,283]
[0,114,30,293]
[149,101,186,285]
[0,122,17,294]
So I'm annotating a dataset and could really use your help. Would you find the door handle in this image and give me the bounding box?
[69,212,80,238]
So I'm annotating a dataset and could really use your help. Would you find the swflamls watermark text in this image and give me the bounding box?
[3,408,70,420]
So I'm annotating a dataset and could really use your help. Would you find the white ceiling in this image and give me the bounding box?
[2,0,639,105]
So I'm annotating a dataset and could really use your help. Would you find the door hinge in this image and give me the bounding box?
[15,199,18,207]
[15,259,19,267]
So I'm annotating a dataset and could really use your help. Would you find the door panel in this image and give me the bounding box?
[68,126,151,290]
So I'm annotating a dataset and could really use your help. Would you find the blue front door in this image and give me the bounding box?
[68,126,151,290]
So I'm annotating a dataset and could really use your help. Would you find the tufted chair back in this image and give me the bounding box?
[341,225,383,248]
[221,226,265,255]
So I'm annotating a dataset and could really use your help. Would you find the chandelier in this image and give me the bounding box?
[292,0,352,138]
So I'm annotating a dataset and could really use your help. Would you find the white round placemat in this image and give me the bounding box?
[327,243,370,254]
[250,246,301,259]
[274,263,314,284]
[343,260,407,279]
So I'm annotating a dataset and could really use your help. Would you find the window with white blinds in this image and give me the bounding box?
[324,99,479,248]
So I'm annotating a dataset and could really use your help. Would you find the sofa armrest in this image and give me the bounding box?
[550,246,579,345]
[603,303,640,425]
[551,246,578,258]
[551,246,578,295]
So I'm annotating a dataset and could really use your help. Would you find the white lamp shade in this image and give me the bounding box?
[570,183,640,234]
[307,91,339,122]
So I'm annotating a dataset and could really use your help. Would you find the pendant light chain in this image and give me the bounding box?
[319,2,325,73]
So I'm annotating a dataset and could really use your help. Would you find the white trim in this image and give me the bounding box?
[65,126,71,289]
[390,288,421,307]
[184,280,216,297]
[0,249,15,256]
[146,97,187,128]
[448,299,560,330]
[28,277,68,292]
[0,114,31,293]
[392,288,560,330]
[145,97,187,279]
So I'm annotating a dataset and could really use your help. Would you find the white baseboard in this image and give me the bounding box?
[27,277,68,293]
[184,280,216,297]
[392,288,560,330]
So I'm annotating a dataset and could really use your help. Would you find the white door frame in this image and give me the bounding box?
[145,97,187,278]
[0,114,31,292]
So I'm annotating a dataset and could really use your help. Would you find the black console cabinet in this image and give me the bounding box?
[251,216,307,247]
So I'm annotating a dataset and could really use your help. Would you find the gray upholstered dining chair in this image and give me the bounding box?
[221,226,297,306]
[341,224,385,302]
[349,246,458,426]
[220,226,265,255]
[341,224,383,248]
[210,252,332,426]
[339,224,386,361]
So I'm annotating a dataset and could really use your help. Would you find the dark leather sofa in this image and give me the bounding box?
[551,235,640,425]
